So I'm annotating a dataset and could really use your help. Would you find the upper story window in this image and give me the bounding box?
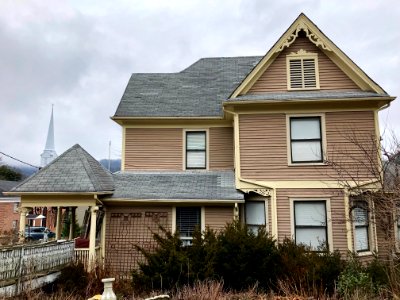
[186,131,206,169]
[294,201,327,250]
[286,50,319,90]
[176,206,201,246]
[353,204,370,252]
[289,116,323,163]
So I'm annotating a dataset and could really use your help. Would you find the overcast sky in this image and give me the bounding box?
[0,0,399,167]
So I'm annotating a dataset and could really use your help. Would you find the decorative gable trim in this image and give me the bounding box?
[276,20,332,53]
[229,13,387,99]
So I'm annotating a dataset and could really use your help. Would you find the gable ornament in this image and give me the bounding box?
[276,20,332,53]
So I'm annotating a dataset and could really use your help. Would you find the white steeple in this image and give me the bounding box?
[40,105,58,167]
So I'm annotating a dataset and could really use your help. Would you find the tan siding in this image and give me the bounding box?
[125,128,182,170]
[205,206,234,231]
[209,127,234,170]
[105,206,172,275]
[239,111,376,181]
[248,37,360,93]
[276,188,348,254]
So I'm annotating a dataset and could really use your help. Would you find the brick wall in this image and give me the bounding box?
[0,200,20,232]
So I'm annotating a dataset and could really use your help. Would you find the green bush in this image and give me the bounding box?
[337,255,372,297]
[278,238,343,295]
[132,222,344,295]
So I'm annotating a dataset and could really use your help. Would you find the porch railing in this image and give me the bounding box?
[0,241,74,284]
[74,246,101,269]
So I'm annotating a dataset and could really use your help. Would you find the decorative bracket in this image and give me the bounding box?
[243,188,272,197]
[275,20,332,53]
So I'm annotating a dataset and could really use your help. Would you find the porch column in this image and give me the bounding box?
[56,207,62,240]
[18,207,28,242]
[89,206,99,270]
[69,207,76,240]
[100,208,107,266]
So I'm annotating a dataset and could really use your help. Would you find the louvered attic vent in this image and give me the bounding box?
[287,51,320,90]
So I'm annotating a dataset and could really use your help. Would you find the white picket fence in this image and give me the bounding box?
[0,241,74,284]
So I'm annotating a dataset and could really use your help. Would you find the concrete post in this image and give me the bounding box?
[88,206,98,270]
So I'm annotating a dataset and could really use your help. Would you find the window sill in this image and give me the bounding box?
[356,250,373,257]
[288,162,327,167]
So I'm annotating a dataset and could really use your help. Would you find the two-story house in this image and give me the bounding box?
[8,13,395,276]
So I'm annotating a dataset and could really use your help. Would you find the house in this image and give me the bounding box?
[6,13,396,276]
[0,180,20,232]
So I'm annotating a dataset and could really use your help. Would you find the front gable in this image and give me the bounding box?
[248,35,361,93]
[231,13,387,98]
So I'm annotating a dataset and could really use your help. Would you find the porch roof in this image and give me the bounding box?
[108,170,244,201]
[10,144,114,194]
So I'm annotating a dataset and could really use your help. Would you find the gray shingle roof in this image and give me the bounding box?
[109,171,244,201]
[113,56,262,118]
[228,91,389,102]
[0,180,19,197]
[11,144,114,193]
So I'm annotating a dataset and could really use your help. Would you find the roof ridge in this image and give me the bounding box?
[75,147,99,191]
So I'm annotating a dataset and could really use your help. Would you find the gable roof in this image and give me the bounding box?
[112,56,262,119]
[10,144,114,193]
[109,171,243,201]
[230,13,388,98]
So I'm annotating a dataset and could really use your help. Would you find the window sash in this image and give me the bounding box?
[186,131,206,169]
[245,201,266,226]
[176,207,201,239]
[290,117,323,163]
[294,201,327,249]
[353,206,369,252]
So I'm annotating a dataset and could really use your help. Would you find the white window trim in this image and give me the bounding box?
[286,50,320,91]
[171,205,205,237]
[286,113,327,166]
[183,129,209,170]
[245,198,269,233]
[290,198,333,252]
[351,201,375,256]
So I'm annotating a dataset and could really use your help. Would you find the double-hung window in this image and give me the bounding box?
[186,131,206,169]
[290,117,323,163]
[176,207,201,246]
[353,206,369,252]
[245,201,267,234]
[294,201,327,249]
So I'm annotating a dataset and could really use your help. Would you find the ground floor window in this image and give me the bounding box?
[353,205,369,252]
[294,201,327,249]
[176,207,201,246]
[245,201,266,234]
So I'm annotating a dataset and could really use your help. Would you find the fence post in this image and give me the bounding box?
[16,246,24,295]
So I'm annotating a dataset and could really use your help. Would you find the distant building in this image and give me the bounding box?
[0,180,20,232]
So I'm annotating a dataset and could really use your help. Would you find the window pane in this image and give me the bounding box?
[186,151,206,168]
[291,141,322,162]
[248,225,261,235]
[296,227,326,248]
[246,202,266,225]
[291,118,321,140]
[355,227,369,251]
[295,202,326,226]
[176,207,201,238]
[187,132,206,150]
[353,207,368,226]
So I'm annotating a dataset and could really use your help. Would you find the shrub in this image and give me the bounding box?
[278,239,344,296]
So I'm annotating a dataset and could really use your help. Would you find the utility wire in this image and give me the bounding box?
[0,151,40,169]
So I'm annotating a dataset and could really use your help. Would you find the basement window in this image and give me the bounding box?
[287,51,319,90]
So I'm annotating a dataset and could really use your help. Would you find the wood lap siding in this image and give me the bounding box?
[239,111,376,181]
[125,128,182,170]
[209,127,234,170]
[248,37,360,93]
[276,188,348,254]
[205,206,234,230]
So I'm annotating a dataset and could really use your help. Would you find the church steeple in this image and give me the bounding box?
[40,105,58,167]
